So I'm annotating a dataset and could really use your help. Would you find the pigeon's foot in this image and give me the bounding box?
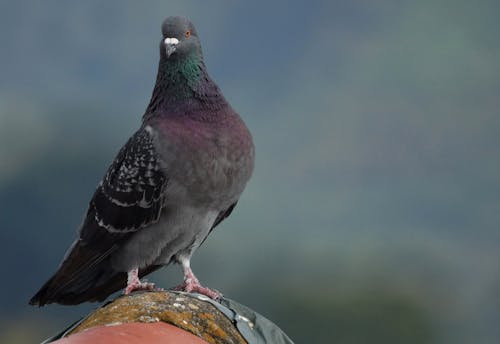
[174,260,222,300]
[124,280,157,295]
[173,279,222,300]
[124,268,162,295]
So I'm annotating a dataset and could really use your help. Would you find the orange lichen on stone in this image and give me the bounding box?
[67,291,246,344]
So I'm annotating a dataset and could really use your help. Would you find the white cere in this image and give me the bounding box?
[164,37,179,45]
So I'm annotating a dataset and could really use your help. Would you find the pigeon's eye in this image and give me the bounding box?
[185,30,191,38]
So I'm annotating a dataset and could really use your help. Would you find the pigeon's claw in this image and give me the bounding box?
[173,259,222,300]
[124,268,162,295]
[186,283,222,300]
[124,281,157,295]
[173,279,222,300]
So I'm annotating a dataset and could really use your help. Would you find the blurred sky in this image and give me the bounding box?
[1,1,499,343]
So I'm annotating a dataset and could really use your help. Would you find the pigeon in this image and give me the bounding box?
[29,16,254,306]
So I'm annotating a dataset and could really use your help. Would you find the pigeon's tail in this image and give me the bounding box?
[29,241,126,306]
[30,238,163,306]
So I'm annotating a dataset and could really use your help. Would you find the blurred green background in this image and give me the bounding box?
[1,1,499,343]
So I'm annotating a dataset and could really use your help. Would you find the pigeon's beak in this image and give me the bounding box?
[164,37,179,57]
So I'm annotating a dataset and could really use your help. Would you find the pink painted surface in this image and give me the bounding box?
[53,322,209,344]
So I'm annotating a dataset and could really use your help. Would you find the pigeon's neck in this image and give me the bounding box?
[144,55,228,121]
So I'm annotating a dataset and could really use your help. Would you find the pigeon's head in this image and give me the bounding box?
[160,16,202,60]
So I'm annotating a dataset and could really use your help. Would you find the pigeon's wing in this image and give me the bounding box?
[211,202,237,230]
[197,202,237,248]
[84,126,167,239]
[30,127,167,305]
